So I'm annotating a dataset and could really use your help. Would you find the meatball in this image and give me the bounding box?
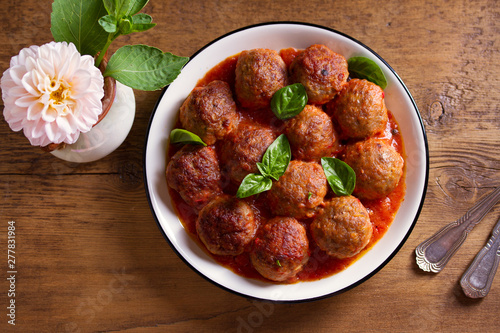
[311,196,373,259]
[250,217,309,282]
[180,80,239,145]
[328,78,388,139]
[220,122,276,184]
[196,195,257,256]
[343,138,404,200]
[235,48,288,109]
[267,160,328,219]
[166,145,223,210]
[284,104,340,161]
[289,44,348,104]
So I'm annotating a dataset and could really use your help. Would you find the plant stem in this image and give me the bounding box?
[94,34,115,68]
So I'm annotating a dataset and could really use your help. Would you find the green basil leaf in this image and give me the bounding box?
[99,15,118,33]
[347,57,388,90]
[271,83,308,120]
[321,157,356,196]
[104,45,189,91]
[124,0,149,16]
[130,23,156,33]
[256,162,268,179]
[131,13,156,33]
[236,174,273,199]
[102,0,117,15]
[118,16,133,34]
[112,0,149,17]
[51,0,109,56]
[170,129,206,146]
[132,13,153,24]
[258,134,291,181]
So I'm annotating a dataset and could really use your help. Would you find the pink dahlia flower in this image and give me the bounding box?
[1,41,104,146]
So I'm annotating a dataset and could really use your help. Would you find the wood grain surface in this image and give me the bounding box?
[1,0,499,332]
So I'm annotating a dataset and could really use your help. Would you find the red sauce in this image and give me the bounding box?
[280,47,301,67]
[196,55,238,88]
[168,48,406,284]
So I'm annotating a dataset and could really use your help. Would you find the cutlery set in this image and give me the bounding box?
[416,186,500,298]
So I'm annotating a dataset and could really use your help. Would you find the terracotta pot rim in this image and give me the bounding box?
[94,57,116,126]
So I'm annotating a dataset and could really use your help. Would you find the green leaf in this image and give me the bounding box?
[170,129,206,146]
[99,15,118,33]
[131,13,156,33]
[51,0,109,56]
[237,135,291,198]
[271,83,308,120]
[236,174,273,199]
[103,0,149,19]
[103,0,117,15]
[115,0,149,17]
[347,57,388,89]
[257,134,291,181]
[132,13,153,24]
[321,157,356,196]
[118,16,133,34]
[103,45,189,91]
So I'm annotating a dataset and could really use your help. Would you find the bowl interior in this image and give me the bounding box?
[144,22,428,302]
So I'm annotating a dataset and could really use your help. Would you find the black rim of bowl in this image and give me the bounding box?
[143,21,430,303]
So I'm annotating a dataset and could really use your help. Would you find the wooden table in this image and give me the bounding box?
[1,0,499,332]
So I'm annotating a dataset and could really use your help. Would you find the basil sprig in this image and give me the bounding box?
[270,83,308,120]
[257,134,292,181]
[170,129,206,146]
[51,0,189,91]
[236,134,291,198]
[321,157,356,196]
[347,57,388,90]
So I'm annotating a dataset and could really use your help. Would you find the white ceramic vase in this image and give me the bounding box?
[51,81,135,163]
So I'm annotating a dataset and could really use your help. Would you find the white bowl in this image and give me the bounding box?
[143,22,429,302]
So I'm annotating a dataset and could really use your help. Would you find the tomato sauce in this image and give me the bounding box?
[196,55,238,88]
[168,49,406,284]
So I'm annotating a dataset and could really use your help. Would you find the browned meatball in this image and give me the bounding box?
[343,138,404,200]
[180,80,239,145]
[250,217,309,282]
[284,104,340,161]
[289,44,348,104]
[311,196,373,259]
[166,145,223,210]
[328,78,388,139]
[196,195,257,256]
[267,160,328,219]
[220,122,276,184]
[235,48,288,109]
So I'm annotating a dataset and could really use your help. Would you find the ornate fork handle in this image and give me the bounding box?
[460,217,500,298]
[415,186,500,273]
